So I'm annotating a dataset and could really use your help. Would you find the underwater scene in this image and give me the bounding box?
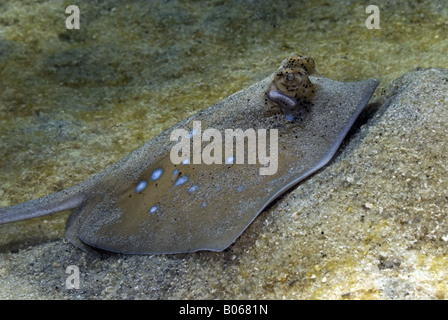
[0,0,448,300]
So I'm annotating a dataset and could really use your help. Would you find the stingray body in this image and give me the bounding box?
[0,56,378,254]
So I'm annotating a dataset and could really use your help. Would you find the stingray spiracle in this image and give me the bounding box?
[267,90,298,114]
[266,55,317,114]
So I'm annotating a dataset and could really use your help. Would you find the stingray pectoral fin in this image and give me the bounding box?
[261,78,379,210]
[71,75,378,255]
[0,186,85,224]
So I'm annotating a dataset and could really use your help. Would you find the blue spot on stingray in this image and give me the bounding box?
[189,128,200,138]
[201,202,207,208]
[285,114,295,122]
[182,158,190,165]
[135,180,147,193]
[225,156,235,164]
[236,185,245,192]
[150,168,163,181]
[149,205,158,214]
[172,169,179,176]
[174,175,189,186]
[188,185,199,194]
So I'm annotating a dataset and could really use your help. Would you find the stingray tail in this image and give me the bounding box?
[0,187,85,224]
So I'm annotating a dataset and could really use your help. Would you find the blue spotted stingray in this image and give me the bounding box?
[0,57,378,254]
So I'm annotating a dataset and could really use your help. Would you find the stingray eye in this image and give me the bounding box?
[286,73,295,81]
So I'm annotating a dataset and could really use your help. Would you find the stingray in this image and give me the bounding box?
[0,56,378,254]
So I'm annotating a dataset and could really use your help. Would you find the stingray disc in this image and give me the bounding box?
[66,67,378,254]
